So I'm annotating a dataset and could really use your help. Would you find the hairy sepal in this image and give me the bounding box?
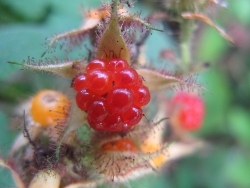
[120,14,164,32]
[9,58,87,79]
[137,68,205,91]
[97,1,130,64]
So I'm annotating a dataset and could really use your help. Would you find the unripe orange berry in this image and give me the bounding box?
[101,138,138,152]
[30,90,70,126]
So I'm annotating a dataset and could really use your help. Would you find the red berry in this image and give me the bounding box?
[102,113,123,131]
[76,88,99,111]
[107,87,134,114]
[114,123,132,132]
[73,73,87,91]
[171,92,204,131]
[74,57,151,132]
[86,69,113,95]
[87,98,108,123]
[86,58,108,73]
[107,58,129,73]
[122,106,143,126]
[114,67,139,87]
[132,85,150,107]
[137,76,143,85]
[87,121,105,131]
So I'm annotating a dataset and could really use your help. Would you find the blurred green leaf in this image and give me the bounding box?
[228,107,250,147]
[0,168,15,188]
[199,69,232,135]
[197,27,228,63]
[229,0,250,25]
[225,151,250,188]
[0,111,17,156]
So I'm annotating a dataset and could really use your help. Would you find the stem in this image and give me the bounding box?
[180,42,190,66]
[180,19,194,67]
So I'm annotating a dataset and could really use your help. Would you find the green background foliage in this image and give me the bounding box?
[0,0,250,187]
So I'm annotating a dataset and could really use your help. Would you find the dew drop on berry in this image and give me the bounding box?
[107,58,129,73]
[76,88,99,111]
[73,73,87,91]
[86,69,113,95]
[132,85,150,107]
[114,67,139,87]
[122,106,143,126]
[107,87,134,114]
[86,58,108,73]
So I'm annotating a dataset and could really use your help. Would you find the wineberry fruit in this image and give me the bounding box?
[87,98,108,123]
[86,58,108,73]
[73,73,87,91]
[114,67,139,87]
[107,87,134,114]
[102,113,123,131]
[86,69,113,95]
[171,92,204,131]
[132,85,150,107]
[72,58,151,132]
[107,58,129,73]
[122,106,143,126]
[76,88,99,111]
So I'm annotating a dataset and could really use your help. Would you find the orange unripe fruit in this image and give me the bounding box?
[30,90,70,126]
[101,138,138,152]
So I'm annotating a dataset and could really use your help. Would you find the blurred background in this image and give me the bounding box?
[0,0,250,187]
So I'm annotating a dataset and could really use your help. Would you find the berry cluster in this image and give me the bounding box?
[171,92,204,131]
[72,58,150,132]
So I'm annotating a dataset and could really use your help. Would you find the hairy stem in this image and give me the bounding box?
[180,19,194,67]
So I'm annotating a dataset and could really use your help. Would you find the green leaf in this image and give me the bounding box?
[0,158,25,188]
[198,69,232,135]
[225,152,250,187]
[228,107,250,147]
